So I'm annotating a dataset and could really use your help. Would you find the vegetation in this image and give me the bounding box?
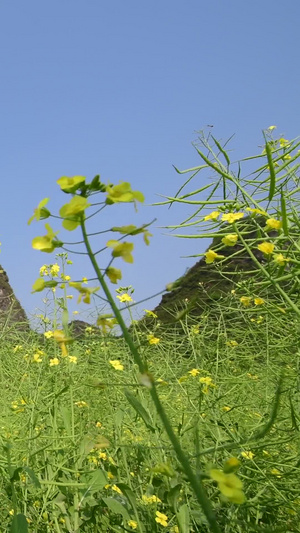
[1,128,300,532]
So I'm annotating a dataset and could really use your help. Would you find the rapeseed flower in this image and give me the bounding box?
[144,309,158,318]
[106,240,134,263]
[28,198,50,225]
[204,211,220,221]
[97,314,117,333]
[209,469,246,504]
[147,334,160,345]
[39,265,49,276]
[273,253,290,266]
[106,267,122,284]
[246,207,267,216]
[50,264,60,276]
[57,175,86,193]
[68,356,77,364]
[254,297,265,305]
[106,182,144,205]
[74,401,88,408]
[204,250,225,264]
[241,451,255,460]
[112,484,123,494]
[49,358,60,367]
[44,331,54,339]
[59,196,91,230]
[32,224,60,253]
[109,360,124,371]
[128,521,138,530]
[155,511,168,527]
[257,242,275,255]
[188,368,200,377]
[116,293,132,303]
[265,218,282,231]
[69,281,100,304]
[221,212,244,224]
[222,233,238,246]
[240,296,252,307]
[141,494,162,504]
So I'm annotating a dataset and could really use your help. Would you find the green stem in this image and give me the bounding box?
[80,218,221,533]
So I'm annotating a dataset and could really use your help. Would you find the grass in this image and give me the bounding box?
[1,290,299,532]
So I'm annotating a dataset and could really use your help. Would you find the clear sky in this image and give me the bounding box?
[1,0,299,326]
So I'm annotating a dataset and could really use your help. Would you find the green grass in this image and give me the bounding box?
[1,292,299,532]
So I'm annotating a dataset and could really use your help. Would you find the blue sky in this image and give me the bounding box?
[1,1,299,326]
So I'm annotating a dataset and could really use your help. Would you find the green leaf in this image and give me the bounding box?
[117,483,137,509]
[60,406,72,436]
[23,467,41,488]
[80,469,108,494]
[177,503,190,533]
[124,389,156,432]
[10,514,28,533]
[102,497,131,521]
[167,483,182,512]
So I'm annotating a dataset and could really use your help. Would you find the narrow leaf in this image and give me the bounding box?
[124,389,156,432]
[264,140,276,201]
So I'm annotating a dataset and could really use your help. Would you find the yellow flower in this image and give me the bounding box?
[116,293,133,303]
[270,468,281,477]
[265,218,282,231]
[221,212,244,224]
[144,309,158,318]
[222,406,231,412]
[44,330,54,339]
[147,334,160,345]
[96,422,102,428]
[97,314,117,333]
[49,358,60,367]
[57,175,86,192]
[109,360,124,371]
[82,277,88,284]
[106,267,122,284]
[69,282,100,304]
[13,345,23,353]
[68,356,77,364]
[279,138,290,148]
[254,297,265,306]
[223,457,240,473]
[28,198,50,225]
[112,484,123,494]
[257,242,275,255]
[241,450,255,460]
[53,330,73,357]
[49,264,60,276]
[61,274,71,281]
[226,340,238,347]
[267,125,277,131]
[32,224,60,253]
[141,494,162,504]
[59,196,91,230]
[240,296,252,307]
[106,240,134,263]
[204,249,225,264]
[188,368,200,377]
[106,182,144,205]
[155,511,168,527]
[199,376,214,386]
[32,353,43,363]
[221,233,238,247]
[246,207,268,216]
[39,265,49,276]
[273,253,290,266]
[128,520,138,530]
[209,469,246,504]
[74,401,88,408]
[204,211,220,221]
